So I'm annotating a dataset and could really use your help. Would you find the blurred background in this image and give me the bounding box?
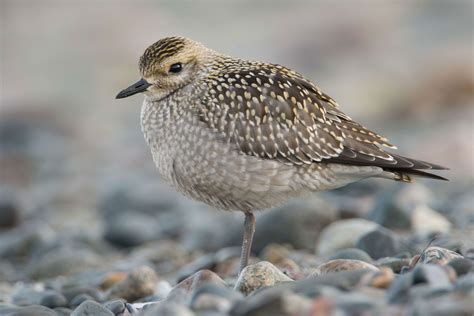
[0,0,473,285]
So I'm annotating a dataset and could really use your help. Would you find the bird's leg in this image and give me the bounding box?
[239,211,256,273]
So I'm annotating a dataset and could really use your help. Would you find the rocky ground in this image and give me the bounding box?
[0,165,473,315]
[1,1,473,315]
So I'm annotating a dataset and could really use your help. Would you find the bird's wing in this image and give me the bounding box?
[199,63,441,170]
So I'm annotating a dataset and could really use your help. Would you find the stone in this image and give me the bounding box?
[175,247,240,282]
[0,194,21,229]
[130,240,190,274]
[0,222,53,260]
[167,269,227,304]
[417,246,464,265]
[454,273,474,294]
[316,219,378,256]
[69,294,96,309]
[368,190,412,230]
[375,257,411,273]
[356,228,402,259]
[251,196,338,252]
[137,302,194,316]
[190,283,242,312]
[104,300,126,315]
[386,272,414,303]
[28,247,103,279]
[71,300,114,316]
[54,307,73,316]
[448,257,473,276]
[310,259,379,276]
[190,293,232,313]
[360,267,395,289]
[39,291,68,308]
[1,305,57,316]
[107,266,158,302]
[412,264,453,288]
[408,294,474,316]
[386,264,453,303]
[326,290,382,315]
[229,287,312,316]
[11,284,48,306]
[295,270,375,296]
[62,286,104,303]
[234,261,293,295]
[328,248,373,263]
[103,212,160,248]
[411,204,452,234]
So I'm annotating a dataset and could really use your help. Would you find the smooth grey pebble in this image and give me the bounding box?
[448,257,473,276]
[69,294,95,309]
[328,248,373,263]
[103,300,126,314]
[71,300,114,316]
[40,292,68,308]
[54,307,73,316]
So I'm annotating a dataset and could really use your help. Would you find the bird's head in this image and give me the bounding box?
[116,36,212,101]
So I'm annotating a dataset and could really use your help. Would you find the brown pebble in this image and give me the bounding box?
[100,271,128,290]
[107,266,158,302]
[311,259,379,276]
[369,267,395,289]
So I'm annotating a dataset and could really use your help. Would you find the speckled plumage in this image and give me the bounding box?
[132,36,446,212]
[117,36,447,270]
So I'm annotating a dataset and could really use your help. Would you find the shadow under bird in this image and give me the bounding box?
[116,37,448,272]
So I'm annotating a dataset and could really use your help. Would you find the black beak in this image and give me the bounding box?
[116,78,152,99]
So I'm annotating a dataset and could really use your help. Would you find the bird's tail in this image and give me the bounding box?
[382,156,449,183]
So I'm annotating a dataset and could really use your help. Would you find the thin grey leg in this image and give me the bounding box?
[239,212,256,272]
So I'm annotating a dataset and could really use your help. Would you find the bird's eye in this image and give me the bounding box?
[169,63,182,73]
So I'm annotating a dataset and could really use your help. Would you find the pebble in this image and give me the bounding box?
[71,299,114,316]
[69,294,96,309]
[0,194,21,229]
[1,305,57,316]
[39,291,68,308]
[234,261,293,295]
[103,212,161,248]
[448,257,473,276]
[137,302,194,316]
[328,248,373,263]
[103,299,127,315]
[54,307,73,316]
[375,257,411,273]
[417,246,464,265]
[28,247,103,279]
[229,287,312,316]
[62,286,103,303]
[356,228,402,259]
[412,264,454,288]
[190,282,242,312]
[167,269,227,304]
[251,196,338,252]
[411,204,452,234]
[316,219,378,256]
[360,267,395,289]
[386,264,453,303]
[107,266,158,302]
[190,292,232,313]
[311,259,379,276]
[11,284,48,306]
[369,190,412,230]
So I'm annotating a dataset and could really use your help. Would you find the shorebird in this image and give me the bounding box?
[116,37,447,272]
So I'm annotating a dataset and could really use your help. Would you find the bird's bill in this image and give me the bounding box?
[116,78,151,99]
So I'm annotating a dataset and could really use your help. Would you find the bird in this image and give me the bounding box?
[116,36,448,272]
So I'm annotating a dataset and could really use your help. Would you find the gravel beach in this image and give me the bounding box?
[1,1,473,315]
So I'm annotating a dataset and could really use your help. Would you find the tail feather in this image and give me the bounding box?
[328,147,449,182]
[389,169,449,182]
